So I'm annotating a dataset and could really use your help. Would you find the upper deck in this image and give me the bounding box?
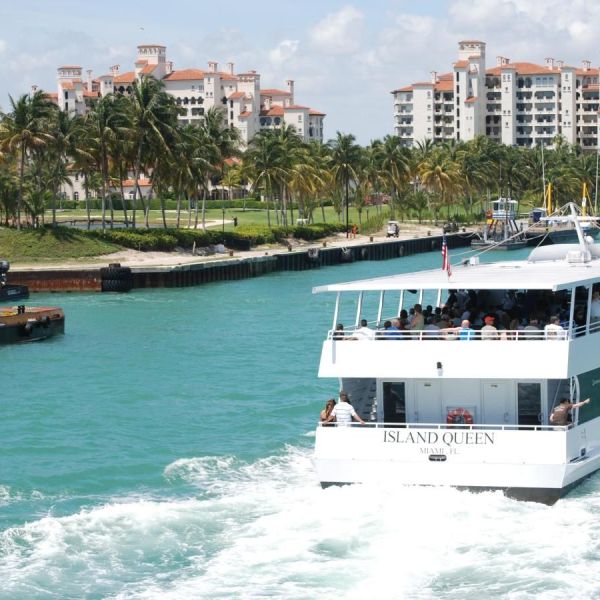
[314,243,600,380]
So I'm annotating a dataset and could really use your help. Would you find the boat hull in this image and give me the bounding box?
[470,240,528,251]
[0,306,65,344]
[314,423,600,504]
[0,284,29,302]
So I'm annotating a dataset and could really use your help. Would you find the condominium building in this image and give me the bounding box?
[47,44,325,144]
[392,40,599,149]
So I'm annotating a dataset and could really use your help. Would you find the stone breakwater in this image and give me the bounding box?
[7,234,472,292]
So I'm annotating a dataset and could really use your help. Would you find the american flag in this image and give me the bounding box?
[442,235,452,277]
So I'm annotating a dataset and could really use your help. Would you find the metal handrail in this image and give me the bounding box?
[329,322,600,341]
[318,421,568,431]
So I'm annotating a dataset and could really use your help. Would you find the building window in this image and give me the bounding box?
[74,192,79,201]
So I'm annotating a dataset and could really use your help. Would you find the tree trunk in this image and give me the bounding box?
[17,145,25,231]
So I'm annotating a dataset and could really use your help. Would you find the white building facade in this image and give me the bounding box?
[51,44,325,145]
[392,40,599,149]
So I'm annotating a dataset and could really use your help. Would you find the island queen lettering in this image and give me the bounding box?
[383,430,494,454]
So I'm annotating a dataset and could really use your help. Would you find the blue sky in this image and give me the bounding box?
[1,1,599,144]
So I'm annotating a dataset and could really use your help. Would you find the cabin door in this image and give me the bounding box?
[482,381,512,425]
[414,381,441,423]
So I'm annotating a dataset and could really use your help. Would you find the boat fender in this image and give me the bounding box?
[446,408,474,425]
[360,247,369,259]
[398,246,405,257]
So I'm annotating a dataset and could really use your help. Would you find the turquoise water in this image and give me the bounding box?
[2,248,600,599]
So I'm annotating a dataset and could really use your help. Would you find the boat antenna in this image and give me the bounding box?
[595,146,599,214]
[541,142,547,208]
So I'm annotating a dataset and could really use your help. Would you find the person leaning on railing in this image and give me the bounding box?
[550,397,591,426]
[325,391,366,425]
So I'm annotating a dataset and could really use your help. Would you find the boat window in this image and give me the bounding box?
[517,383,542,426]
[383,382,406,423]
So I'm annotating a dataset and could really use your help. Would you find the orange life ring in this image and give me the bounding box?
[446,408,474,425]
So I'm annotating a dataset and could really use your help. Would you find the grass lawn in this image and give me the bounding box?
[0,227,121,263]
[45,205,392,231]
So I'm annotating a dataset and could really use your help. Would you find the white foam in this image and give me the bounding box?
[3,448,600,599]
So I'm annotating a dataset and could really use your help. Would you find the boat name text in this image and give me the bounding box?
[383,430,495,446]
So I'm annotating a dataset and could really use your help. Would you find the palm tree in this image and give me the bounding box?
[0,90,56,229]
[328,131,362,237]
[85,94,129,230]
[378,135,409,219]
[125,75,179,228]
[419,147,461,220]
[47,109,84,227]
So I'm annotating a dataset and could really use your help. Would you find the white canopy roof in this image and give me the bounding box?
[313,247,600,294]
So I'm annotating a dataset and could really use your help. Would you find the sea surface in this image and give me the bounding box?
[2,247,600,600]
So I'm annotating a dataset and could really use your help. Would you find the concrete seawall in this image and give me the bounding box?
[7,234,472,292]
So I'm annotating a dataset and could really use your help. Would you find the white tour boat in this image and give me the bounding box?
[313,204,600,503]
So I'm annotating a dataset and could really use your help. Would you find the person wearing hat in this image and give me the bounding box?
[481,315,499,340]
[326,391,366,426]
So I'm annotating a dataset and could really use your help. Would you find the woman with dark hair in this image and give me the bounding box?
[320,398,337,424]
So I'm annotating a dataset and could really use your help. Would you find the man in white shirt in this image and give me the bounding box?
[326,391,366,425]
[544,315,565,340]
[353,319,375,340]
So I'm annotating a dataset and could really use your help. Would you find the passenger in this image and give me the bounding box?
[320,398,337,424]
[442,319,475,340]
[333,323,345,340]
[480,315,499,340]
[377,320,392,340]
[326,391,366,425]
[544,315,565,340]
[591,291,600,323]
[523,317,543,340]
[550,397,591,426]
[354,318,375,340]
[410,304,425,331]
[423,316,441,339]
[388,318,402,339]
[457,319,475,340]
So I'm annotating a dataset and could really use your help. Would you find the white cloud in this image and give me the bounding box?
[0,40,6,54]
[268,40,299,65]
[310,6,364,54]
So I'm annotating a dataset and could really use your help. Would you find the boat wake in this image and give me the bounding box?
[2,446,600,599]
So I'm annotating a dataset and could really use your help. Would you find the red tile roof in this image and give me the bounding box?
[465,96,477,103]
[238,111,252,118]
[435,79,453,91]
[140,64,157,75]
[83,91,100,98]
[576,67,600,76]
[391,85,413,93]
[412,81,434,87]
[454,60,469,68]
[260,88,290,96]
[309,109,326,116]
[228,91,246,100]
[163,69,205,81]
[61,82,75,90]
[59,65,81,70]
[486,62,559,76]
[260,106,285,116]
[114,71,136,84]
[286,104,309,110]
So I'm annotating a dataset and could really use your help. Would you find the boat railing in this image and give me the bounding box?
[318,421,568,432]
[329,320,600,341]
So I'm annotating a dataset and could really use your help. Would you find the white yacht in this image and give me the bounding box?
[313,204,600,503]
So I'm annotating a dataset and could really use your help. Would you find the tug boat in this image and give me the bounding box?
[0,260,28,302]
[471,197,527,250]
[313,203,600,503]
[0,305,65,344]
